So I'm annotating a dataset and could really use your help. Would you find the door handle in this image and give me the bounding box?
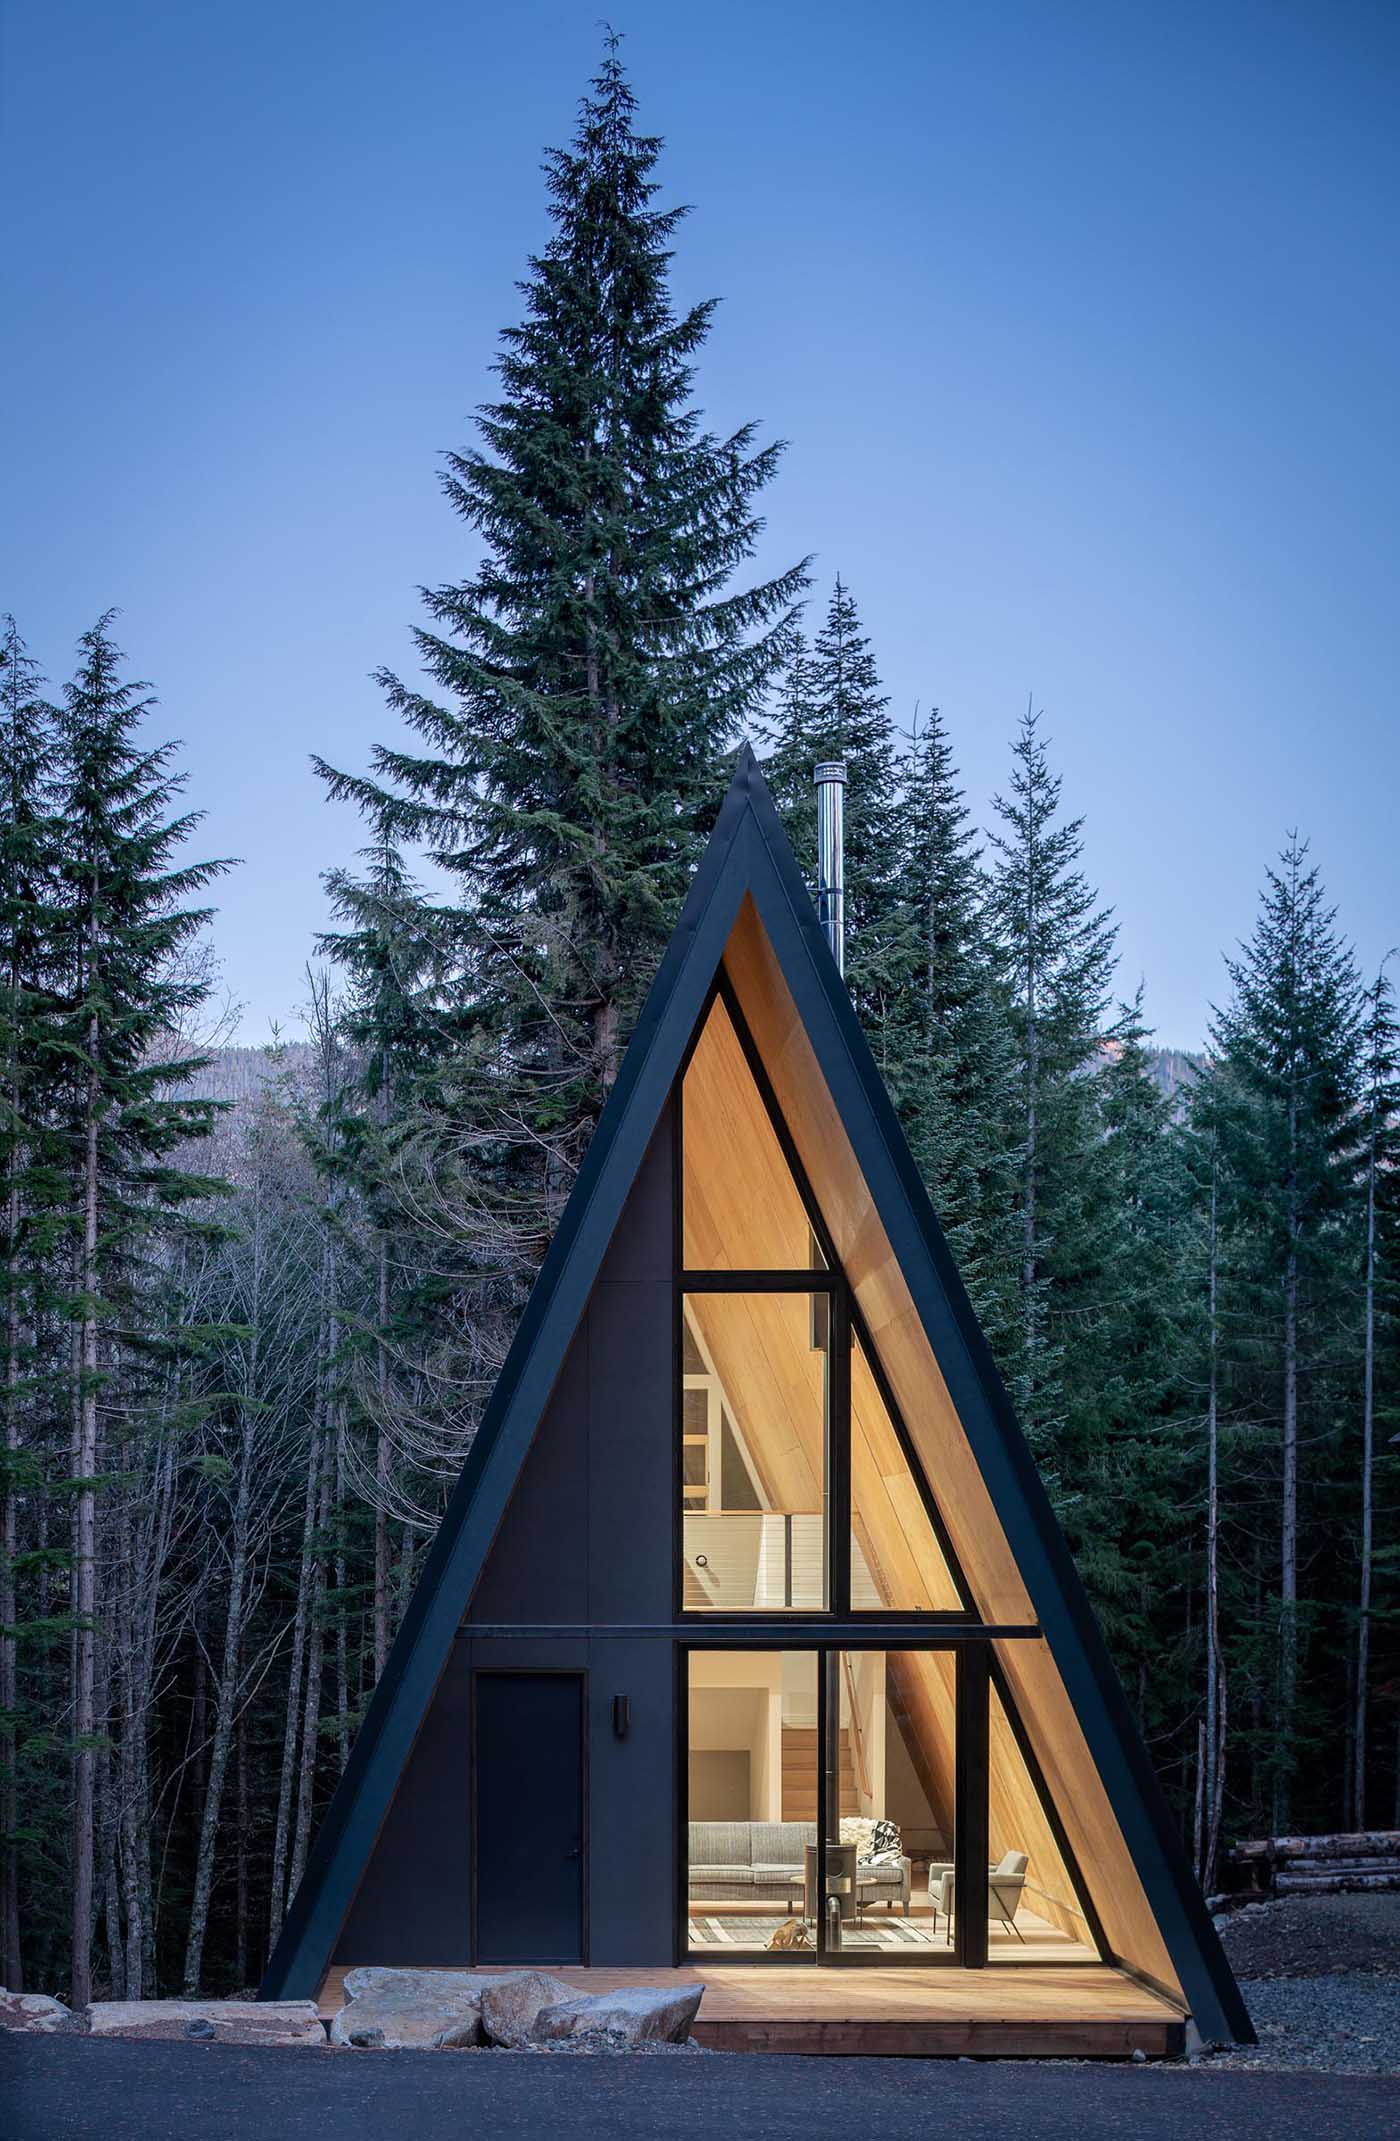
[564,1847,581,1860]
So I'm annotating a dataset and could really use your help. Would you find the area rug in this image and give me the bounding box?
[689,1915,945,1950]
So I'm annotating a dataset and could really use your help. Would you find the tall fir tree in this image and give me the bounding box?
[318,39,805,1371]
[888,704,1021,1364]
[1076,995,1194,1697]
[986,704,1118,1470]
[1206,835,1362,1828]
[51,615,232,2003]
[764,577,903,1031]
[0,619,66,1990]
[317,818,459,1666]
[1352,959,1400,1824]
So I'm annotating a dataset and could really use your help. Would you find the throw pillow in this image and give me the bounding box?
[839,1816,877,1860]
[869,1818,902,1865]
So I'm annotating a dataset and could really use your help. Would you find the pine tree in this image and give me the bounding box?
[318,38,805,1360]
[1077,996,1193,1686]
[52,615,232,2004]
[987,704,1117,1465]
[318,819,453,1670]
[889,705,1021,1361]
[764,578,903,1028]
[1351,959,1398,1824]
[0,619,65,1990]
[1207,835,1362,1828]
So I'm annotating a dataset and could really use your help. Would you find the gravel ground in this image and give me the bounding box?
[1217,1890,1400,1978]
[1196,1893,1400,2074]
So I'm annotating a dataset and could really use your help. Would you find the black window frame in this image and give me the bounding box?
[673,972,975,1626]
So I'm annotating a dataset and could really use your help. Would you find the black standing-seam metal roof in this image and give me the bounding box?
[259,744,1252,2045]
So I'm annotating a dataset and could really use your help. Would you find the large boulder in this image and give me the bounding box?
[533,1984,703,2048]
[479,1970,579,2049]
[0,1989,74,2034]
[330,1968,514,2050]
[84,2000,323,2046]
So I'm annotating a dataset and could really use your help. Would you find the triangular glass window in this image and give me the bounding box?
[850,1334,963,1611]
[988,1677,1100,1960]
[682,993,823,1270]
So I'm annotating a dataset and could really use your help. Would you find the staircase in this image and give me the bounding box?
[781,1726,859,1820]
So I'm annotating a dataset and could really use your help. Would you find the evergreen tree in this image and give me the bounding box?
[318,39,805,1383]
[51,615,232,2003]
[1352,959,1400,1824]
[889,705,1021,1362]
[1206,835,1362,1828]
[0,619,65,1990]
[317,819,457,1671]
[764,577,903,1028]
[1077,996,1194,1687]
[987,704,1118,1466]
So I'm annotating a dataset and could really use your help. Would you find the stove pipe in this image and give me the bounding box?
[814,760,847,976]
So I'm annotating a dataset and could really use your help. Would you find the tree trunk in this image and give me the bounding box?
[235,1701,249,1989]
[1020,783,1040,1421]
[1206,1666,1227,1889]
[1275,1087,1299,1834]
[269,1226,334,1948]
[181,1416,254,1995]
[186,1186,266,1995]
[1201,1150,1223,1890]
[95,1580,122,1999]
[267,1423,319,1950]
[1,1160,22,1988]
[335,1405,350,1769]
[1352,1094,1377,1829]
[374,1231,390,1681]
[290,1445,333,1901]
[115,1490,145,2000]
[70,1020,101,2010]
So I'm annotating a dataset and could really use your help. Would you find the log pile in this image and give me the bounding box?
[1229,1830,1400,1899]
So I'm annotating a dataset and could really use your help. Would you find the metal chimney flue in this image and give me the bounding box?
[814,761,847,976]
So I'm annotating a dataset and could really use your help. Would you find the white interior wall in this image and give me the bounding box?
[689,1653,785,1818]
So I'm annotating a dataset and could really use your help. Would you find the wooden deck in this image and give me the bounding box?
[317,1962,1185,2057]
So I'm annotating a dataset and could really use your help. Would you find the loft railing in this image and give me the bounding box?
[682,1510,823,1611]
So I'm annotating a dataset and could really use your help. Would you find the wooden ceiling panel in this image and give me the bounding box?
[682,993,813,1269]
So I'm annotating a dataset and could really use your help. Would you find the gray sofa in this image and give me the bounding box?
[688,1820,912,1913]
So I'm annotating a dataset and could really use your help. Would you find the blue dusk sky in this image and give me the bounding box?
[2,0,1396,1046]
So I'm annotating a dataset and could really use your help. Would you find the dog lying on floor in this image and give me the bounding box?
[765,1917,812,1949]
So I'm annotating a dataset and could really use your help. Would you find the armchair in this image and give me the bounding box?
[927,1850,1029,1943]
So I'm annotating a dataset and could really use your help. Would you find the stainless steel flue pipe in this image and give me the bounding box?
[814,760,847,976]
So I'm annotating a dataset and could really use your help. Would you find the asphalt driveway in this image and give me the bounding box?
[4,2036,1398,2141]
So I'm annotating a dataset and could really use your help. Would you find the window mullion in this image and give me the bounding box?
[829,1281,851,1616]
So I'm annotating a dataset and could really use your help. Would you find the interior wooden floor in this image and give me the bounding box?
[685,1897,1099,1963]
[317,1960,1184,2057]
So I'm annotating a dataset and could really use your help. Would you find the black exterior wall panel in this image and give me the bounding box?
[594,1103,674,1284]
[587,1637,675,1962]
[333,1642,472,1966]
[588,1108,674,1626]
[467,1321,591,1626]
[330,1113,674,1971]
[587,1279,671,1625]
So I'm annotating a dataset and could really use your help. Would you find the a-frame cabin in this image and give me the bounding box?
[262,748,1251,2055]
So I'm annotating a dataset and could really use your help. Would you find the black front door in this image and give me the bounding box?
[474,1671,585,1964]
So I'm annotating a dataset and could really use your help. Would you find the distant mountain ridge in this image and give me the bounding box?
[188,1038,1205,1113]
[1145,1047,1204,1103]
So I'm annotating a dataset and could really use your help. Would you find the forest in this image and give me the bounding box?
[2,45,1396,2005]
